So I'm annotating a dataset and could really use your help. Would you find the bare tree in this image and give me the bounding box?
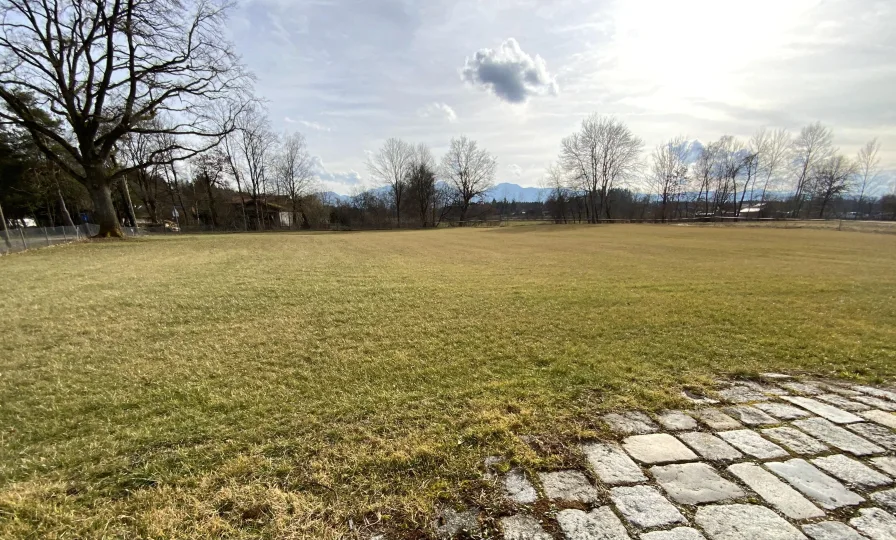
[791,123,834,217]
[440,135,497,224]
[233,106,277,230]
[750,128,792,215]
[193,149,226,228]
[854,138,882,216]
[406,143,437,227]
[367,138,414,227]
[812,155,856,218]
[560,115,643,222]
[276,132,314,229]
[649,137,691,222]
[0,0,248,237]
[541,162,573,223]
[712,136,745,214]
[692,142,718,214]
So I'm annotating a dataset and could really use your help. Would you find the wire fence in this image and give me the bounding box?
[0,224,142,255]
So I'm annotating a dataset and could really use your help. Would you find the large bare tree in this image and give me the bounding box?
[440,135,496,224]
[275,132,314,229]
[750,128,792,214]
[0,0,248,236]
[406,143,437,227]
[232,106,276,230]
[791,122,833,217]
[560,115,643,222]
[649,136,691,222]
[366,138,414,227]
[812,154,856,218]
[854,138,881,215]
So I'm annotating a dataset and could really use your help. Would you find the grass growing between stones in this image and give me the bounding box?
[1,224,894,539]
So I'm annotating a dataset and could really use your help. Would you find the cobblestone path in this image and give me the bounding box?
[427,374,896,540]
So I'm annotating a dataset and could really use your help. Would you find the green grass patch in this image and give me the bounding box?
[1,225,894,538]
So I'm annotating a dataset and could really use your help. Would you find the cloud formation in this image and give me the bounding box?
[418,102,458,123]
[461,38,558,103]
[311,156,362,187]
[285,117,331,132]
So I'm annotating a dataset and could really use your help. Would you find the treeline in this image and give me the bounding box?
[545,116,894,223]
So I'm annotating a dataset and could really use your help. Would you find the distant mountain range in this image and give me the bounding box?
[318,182,548,204]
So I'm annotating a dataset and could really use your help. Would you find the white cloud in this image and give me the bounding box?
[460,38,559,103]
[418,102,458,123]
[284,117,331,131]
[311,156,362,192]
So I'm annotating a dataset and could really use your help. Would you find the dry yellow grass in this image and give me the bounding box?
[1,225,895,538]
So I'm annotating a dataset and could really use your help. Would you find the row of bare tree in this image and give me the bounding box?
[545,115,885,222]
[365,136,498,226]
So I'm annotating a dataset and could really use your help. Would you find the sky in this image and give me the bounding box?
[227,0,896,195]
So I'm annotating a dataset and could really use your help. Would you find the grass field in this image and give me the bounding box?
[1,225,895,539]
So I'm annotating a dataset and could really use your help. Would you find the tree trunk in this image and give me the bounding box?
[205,179,218,229]
[57,186,75,227]
[0,202,12,250]
[87,176,124,238]
[119,179,138,228]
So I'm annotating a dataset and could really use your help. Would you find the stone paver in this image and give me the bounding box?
[556,507,631,540]
[724,406,779,426]
[581,442,647,485]
[717,429,788,459]
[853,385,896,402]
[872,456,896,476]
[779,381,823,395]
[815,394,870,412]
[503,469,538,504]
[793,417,884,456]
[539,470,599,503]
[434,508,479,539]
[738,380,789,396]
[695,409,742,430]
[874,488,896,511]
[611,485,686,529]
[650,463,744,505]
[623,434,698,464]
[677,432,743,461]
[814,382,861,396]
[694,504,807,540]
[851,394,896,411]
[727,462,823,519]
[801,521,866,540]
[656,410,698,431]
[847,421,896,450]
[482,379,896,540]
[862,409,896,429]
[604,412,659,435]
[501,514,552,540]
[718,386,769,404]
[850,507,896,540]
[761,427,829,455]
[765,458,865,509]
[753,402,811,420]
[640,528,705,540]
[811,454,892,488]
[781,396,864,424]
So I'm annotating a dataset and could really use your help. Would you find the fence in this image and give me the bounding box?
[0,224,142,255]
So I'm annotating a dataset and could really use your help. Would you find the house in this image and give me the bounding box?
[739,203,766,219]
[230,196,292,229]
